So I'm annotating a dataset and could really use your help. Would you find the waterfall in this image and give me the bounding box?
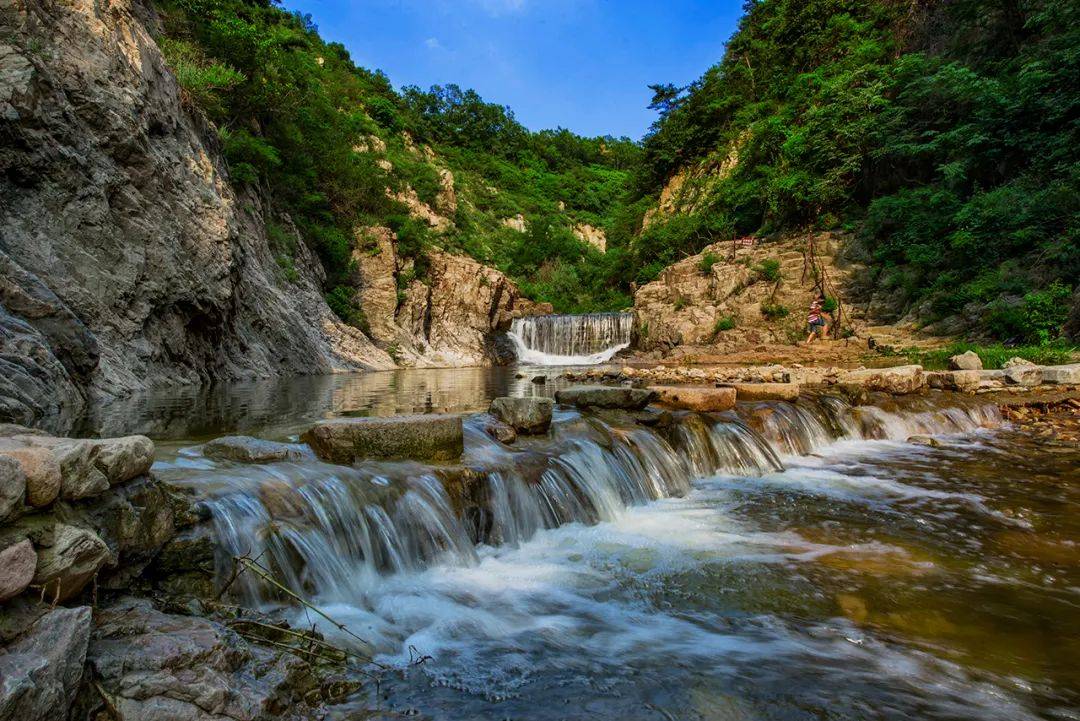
[507,312,632,365]
[197,395,1001,610]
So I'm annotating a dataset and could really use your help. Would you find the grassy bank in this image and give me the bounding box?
[905,343,1077,370]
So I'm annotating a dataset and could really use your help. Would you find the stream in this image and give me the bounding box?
[83,367,1079,720]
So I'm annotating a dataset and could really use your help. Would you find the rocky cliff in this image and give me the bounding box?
[1,0,556,427]
[633,233,867,352]
[353,227,550,367]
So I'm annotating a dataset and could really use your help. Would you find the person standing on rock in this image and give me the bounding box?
[804,293,828,345]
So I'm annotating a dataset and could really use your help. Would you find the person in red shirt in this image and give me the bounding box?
[804,293,828,345]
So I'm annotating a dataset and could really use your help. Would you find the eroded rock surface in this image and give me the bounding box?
[490,397,554,434]
[353,232,548,366]
[87,599,323,721]
[303,414,465,463]
[0,606,91,721]
[0,0,391,425]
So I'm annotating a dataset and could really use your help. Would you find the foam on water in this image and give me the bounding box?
[182,394,1059,718]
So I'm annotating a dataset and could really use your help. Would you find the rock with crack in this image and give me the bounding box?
[555,386,657,410]
[302,414,464,463]
[85,598,326,721]
[0,606,91,721]
[489,397,554,435]
[202,436,302,464]
[32,523,110,602]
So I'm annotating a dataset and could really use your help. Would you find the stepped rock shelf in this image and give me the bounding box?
[1,370,1078,720]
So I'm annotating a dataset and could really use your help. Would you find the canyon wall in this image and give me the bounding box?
[0,0,535,427]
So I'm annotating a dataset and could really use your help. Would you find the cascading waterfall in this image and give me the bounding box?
[198,395,1002,615]
[508,312,632,365]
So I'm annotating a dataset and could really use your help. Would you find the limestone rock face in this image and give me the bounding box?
[839,365,927,395]
[651,386,736,412]
[1042,364,1080,384]
[0,455,26,521]
[573,224,607,253]
[0,446,61,508]
[302,414,465,463]
[502,214,527,233]
[0,0,391,425]
[633,234,856,352]
[723,382,801,402]
[0,606,91,721]
[354,235,543,367]
[202,436,301,464]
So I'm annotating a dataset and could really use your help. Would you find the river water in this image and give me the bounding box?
[84,367,1078,720]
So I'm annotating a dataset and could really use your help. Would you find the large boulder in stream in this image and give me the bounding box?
[555,386,657,410]
[839,365,927,395]
[722,382,800,402]
[948,351,983,371]
[489,397,553,434]
[651,386,736,411]
[1042,364,1080,384]
[302,414,464,463]
[202,436,302,464]
[0,606,91,720]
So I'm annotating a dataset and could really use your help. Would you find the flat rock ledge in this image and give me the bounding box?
[555,386,657,410]
[650,386,736,412]
[720,382,801,402]
[202,436,302,464]
[489,397,553,435]
[302,414,464,463]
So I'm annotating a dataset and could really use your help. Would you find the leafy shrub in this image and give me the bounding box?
[699,252,719,275]
[753,258,781,283]
[822,297,838,313]
[158,38,243,116]
[761,303,789,320]
[325,285,364,329]
[713,315,736,334]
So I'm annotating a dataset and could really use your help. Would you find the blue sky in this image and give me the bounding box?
[285,0,744,140]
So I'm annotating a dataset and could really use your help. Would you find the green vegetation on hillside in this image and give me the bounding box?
[631,0,1078,342]
[154,0,638,316]
[156,0,1077,342]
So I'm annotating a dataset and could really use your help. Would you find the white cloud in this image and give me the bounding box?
[424,37,442,50]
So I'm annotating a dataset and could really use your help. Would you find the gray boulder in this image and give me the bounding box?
[32,524,110,602]
[555,386,657,410]
[838,365,927,395]
[302,414,464,463]
[1003,364,1042,387]
[1042,364,1080,385]
[0,456,26,521]
[0,539,36,603]
[489,397,554,434]
[68,476,183,589]
[202,436,302,464]
[948,351,983,371]
[87,599,322,721]
[0,606,91,721]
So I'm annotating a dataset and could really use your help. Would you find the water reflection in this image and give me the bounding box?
[62,366,572,441]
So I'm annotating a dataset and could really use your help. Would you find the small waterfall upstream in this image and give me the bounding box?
[190,395,1002,613]
[507,312,632,365]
